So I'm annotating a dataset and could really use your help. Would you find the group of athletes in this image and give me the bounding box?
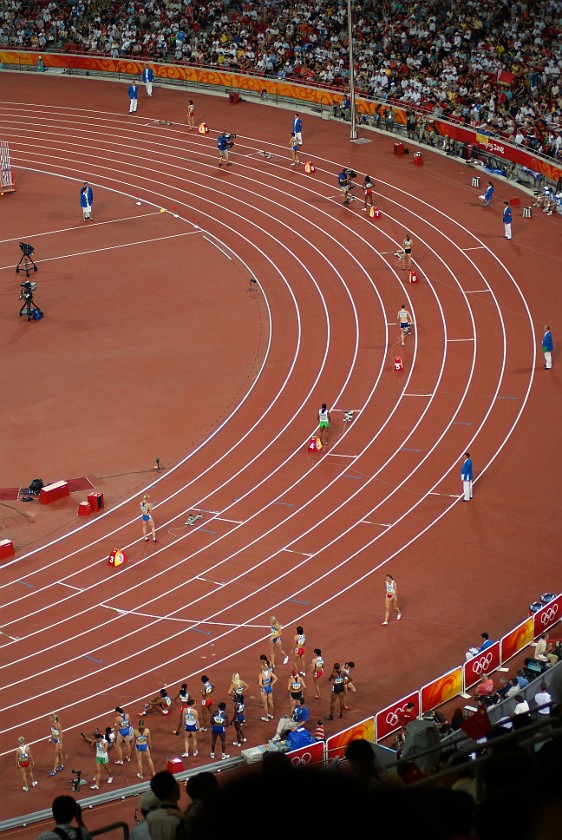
[16,579,400,790]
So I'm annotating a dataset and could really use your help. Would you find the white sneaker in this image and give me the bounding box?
[107,777,113,784]
[182,752,189,757]
[23,786,29,792]
[397,613,402,620]
[283,655,289,664]
[261,716,269,722]
[267,714,274,719]
[90,784,100,790]
[222,754,230,760]
[32,781,38,787]
[136,773,143,779]
[382,621,388,625]
[193,750,199,757]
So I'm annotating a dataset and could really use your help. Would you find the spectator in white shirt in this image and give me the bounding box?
[534,682,552,716]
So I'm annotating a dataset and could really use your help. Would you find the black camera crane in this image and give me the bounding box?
[16,242,37,278]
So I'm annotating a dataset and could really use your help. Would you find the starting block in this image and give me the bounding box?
[343,411,354,423]
[108,548,127,567]
[308,436,322,453]
[409,268,418,284]
[394,356,404,372]
[370,206,381,219]
[304,161,315,174]
[198,122,209,134]
[471,176,480,188]
[186,513,204,526]
[523,206,532,218]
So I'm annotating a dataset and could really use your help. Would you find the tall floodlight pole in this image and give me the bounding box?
[347,0,357,140]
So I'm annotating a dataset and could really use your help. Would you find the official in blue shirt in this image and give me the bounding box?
[142,65,154,97]
[128,82,138,113]
[503,201,512,239]
[79,182,93,222]
[461,452,473,501]
[292,113,303,145]
[542,325,553,370]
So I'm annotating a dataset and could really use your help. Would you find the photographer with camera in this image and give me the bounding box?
[337,167,356,206]
[34,796,91,840]
[217,130,234,167]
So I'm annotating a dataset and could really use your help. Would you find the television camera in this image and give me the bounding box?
[225,132,237,149]
[19,280,37,302]
[70,769,86,792]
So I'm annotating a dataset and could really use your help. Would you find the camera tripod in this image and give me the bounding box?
[16,253,38,278]
[19,293,40,321]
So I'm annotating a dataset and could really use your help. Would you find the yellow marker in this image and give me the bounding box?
[160,208,166,213]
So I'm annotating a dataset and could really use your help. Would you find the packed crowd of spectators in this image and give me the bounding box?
[0,0,561,159]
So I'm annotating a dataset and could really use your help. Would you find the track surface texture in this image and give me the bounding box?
[0,74,560,832]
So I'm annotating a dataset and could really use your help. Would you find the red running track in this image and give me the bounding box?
[0,74,560,831]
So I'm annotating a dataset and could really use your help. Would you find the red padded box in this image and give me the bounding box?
[509,196,521,206]
[39,480,70,504]
[166,757,185,773]
[0,539,15,560]
[413,151,424,166]
[88,492,104,511]
[78,501,92,516]
[394,142,404,156]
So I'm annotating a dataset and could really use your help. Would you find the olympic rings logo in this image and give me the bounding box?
[540,604,558,625]
[471,652,493,674]
[290,751,313,767]
[385,702,411,728]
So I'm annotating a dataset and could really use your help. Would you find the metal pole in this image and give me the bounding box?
[347,0,357,140]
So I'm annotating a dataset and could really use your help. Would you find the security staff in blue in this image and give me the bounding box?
[128,82,138,113]
[461,452,473,501]
[503,201,512,239]
[142,65,154,97]
[292,113,303,145]
[217,131,231,167]
[79,182,93,222]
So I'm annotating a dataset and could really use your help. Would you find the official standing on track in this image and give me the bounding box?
[382,574,401,625]
[79,182,93,222]
[142,65,154,97]
[128,82,139,113]
[503,201,513,239]
[461,452,473,501]
[292,113,303,145]
[542,325,553,369]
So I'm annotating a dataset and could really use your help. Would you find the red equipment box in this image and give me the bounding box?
[0,539,15,560]
[394,142,404,156]
[88,492,104,511]
[39,480,69,505]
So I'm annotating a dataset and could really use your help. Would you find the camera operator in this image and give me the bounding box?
[337,167,357,206]
[217,130,234,167]
[34,796,91,840]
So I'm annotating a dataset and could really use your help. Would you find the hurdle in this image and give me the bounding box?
[0,140,16,194]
